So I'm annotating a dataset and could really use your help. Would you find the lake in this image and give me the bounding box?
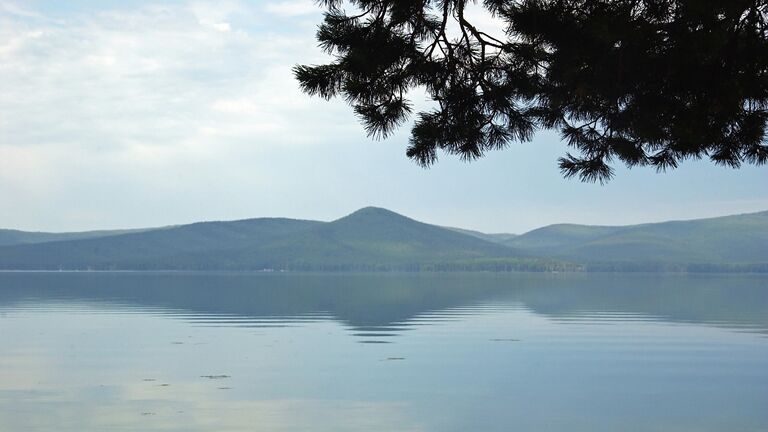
[0,272,766,431]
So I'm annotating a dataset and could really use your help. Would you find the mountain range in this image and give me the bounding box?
[0,207,765,272]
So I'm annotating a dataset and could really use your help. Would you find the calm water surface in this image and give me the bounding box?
[1,272,766,431]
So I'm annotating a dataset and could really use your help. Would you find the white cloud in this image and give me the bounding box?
[0,0,45,19]
[264,0,319,17]
[0,0,365,229]
[0,1,345,154]
[0,0,363,159]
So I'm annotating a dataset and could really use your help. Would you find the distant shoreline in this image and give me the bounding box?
[0,268,765,275]
[1,208,765,274]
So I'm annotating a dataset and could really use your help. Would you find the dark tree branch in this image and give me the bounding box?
[296,0,768,182]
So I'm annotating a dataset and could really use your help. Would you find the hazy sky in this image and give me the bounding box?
[1,0,766,234]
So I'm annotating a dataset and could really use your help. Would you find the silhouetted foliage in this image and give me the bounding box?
[294,0,768,182]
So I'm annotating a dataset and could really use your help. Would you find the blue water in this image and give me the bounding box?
[1,272,766,431]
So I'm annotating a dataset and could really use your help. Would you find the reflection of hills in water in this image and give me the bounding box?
[0,273,766,340]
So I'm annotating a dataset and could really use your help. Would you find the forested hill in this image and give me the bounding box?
[0,208,765,272]
[0,208,558,272]
[0,228,154,247]
[501,211,768,271]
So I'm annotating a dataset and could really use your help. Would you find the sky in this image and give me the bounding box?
[0,0,766,234]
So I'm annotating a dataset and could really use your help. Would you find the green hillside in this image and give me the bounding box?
[0,208,765,272]
[0,228,154,246]
[0,218,321,270]
[505,211,768,270]
[0,208,557,271]
[445,227,518,244]
[244,207,529,268]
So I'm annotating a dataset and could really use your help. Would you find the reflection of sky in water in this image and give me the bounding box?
[0,273,767,431]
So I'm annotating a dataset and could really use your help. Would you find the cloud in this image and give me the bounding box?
[264,0,319,17]
[0,0,367,229]
[0,1,347,153]
[0,1,45,19]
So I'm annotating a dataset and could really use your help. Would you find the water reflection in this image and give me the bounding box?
[1,272,766,339]
[1,272,767,432]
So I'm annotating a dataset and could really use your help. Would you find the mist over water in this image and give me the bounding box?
[1,272,767,431]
